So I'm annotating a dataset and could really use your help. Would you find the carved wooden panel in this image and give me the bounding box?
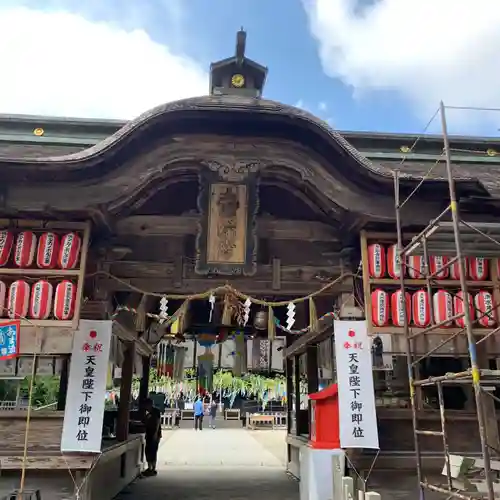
[207,183,248,265]
[196,162,258,275]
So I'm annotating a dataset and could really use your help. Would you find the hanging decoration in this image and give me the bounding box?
[208,293,216,322]
[286,302,296,330]
[106,272,358,340]
[232,331,246,377]
[221,293,233,326]
[198,347,214,394]
[157,340,175,377]
[267,306,276,340]
[173,347,186,381]
[243,298,251,326]
[309,297,318,333]
[158,296,169,324]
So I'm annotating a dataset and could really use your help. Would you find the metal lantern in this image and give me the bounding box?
[254,310,268,330]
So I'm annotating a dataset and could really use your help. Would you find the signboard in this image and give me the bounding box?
[195,163,259,276]
[334,320,379,449]
[0,320,19,360]
[61,320,112,453]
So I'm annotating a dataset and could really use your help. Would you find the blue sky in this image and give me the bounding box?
[1,0,499,135]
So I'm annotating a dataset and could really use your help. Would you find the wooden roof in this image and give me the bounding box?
[0,95,498,226]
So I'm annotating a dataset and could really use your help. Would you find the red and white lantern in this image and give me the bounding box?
[36,232,60,269]
[474,290,496,327]
[14,231,37,268]
[429,256,449,279]
[391,290,411,327]
[433,290,453,327]
[29,280,53,320]
[408,255,425,279]
[469,258,489,281]
[7,280,30,320]
[371,288,389,327]
[387,244,405,279]
[57,233,81,270]
[367,243,386,278]
[0,281,6,316]
[412,290,431,327]
[0,231,14,267]
[449,258,466,280]
[53,280,76,320]
[453,290,473,328]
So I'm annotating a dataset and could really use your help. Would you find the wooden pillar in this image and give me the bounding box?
[116,342,135,442]
[285,336,294,464]
[293,355,300,436]
[306,345,319,440]
[138,356,151,417]
[306,345,319,395]
[57,355,70,411]
[286,358,293,433]
[462,356,475,411]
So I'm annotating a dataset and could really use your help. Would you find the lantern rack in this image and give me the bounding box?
[391,102,500,500]
[0,220,90,333]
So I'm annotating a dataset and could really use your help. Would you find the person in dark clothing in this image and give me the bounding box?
[208,397,217,429]
[143,398,162,476]
[175,392,185,427]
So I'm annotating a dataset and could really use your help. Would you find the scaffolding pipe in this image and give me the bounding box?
[439,100,495,500]
[394,169,425,500]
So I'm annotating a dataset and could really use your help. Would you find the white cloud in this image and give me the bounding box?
[304,0,500,131]
[0,7,208,119]
[318,101,327,112]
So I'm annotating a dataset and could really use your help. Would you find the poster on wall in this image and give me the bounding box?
[61,320,112,453]
[370,333,394,371]
[334,320,379,449]
[0,320,19,360]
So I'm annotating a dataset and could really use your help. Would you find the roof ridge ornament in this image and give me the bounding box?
[235,28,246,64]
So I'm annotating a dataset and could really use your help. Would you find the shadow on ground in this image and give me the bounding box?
[116,468,299,500]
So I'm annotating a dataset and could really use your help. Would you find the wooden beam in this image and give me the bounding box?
[115,215,338,241]
[107,261,343,277]
[100,276,352,296]
[284,326,332,358]
[19,326,74,354]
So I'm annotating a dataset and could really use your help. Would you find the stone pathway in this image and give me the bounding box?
[115,429,299,500]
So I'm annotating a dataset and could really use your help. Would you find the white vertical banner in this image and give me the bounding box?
[334,320,379,449]
[61,320,112,453]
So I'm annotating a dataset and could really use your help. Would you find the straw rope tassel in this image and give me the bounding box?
[267,305,276,340]
[309,297,318,333]
[177,300,189,334]
[222,295,233,326]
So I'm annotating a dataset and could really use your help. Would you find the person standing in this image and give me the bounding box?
[143,398,162,476]
[175,392,185,427]
[194,396,204,431]
[208,397,217,429]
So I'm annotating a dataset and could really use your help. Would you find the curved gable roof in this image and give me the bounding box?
[0,96,490,223]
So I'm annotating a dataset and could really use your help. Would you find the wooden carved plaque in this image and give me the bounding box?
[196,161,258,276]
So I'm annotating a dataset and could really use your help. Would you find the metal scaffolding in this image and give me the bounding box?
[394,101,500,500]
